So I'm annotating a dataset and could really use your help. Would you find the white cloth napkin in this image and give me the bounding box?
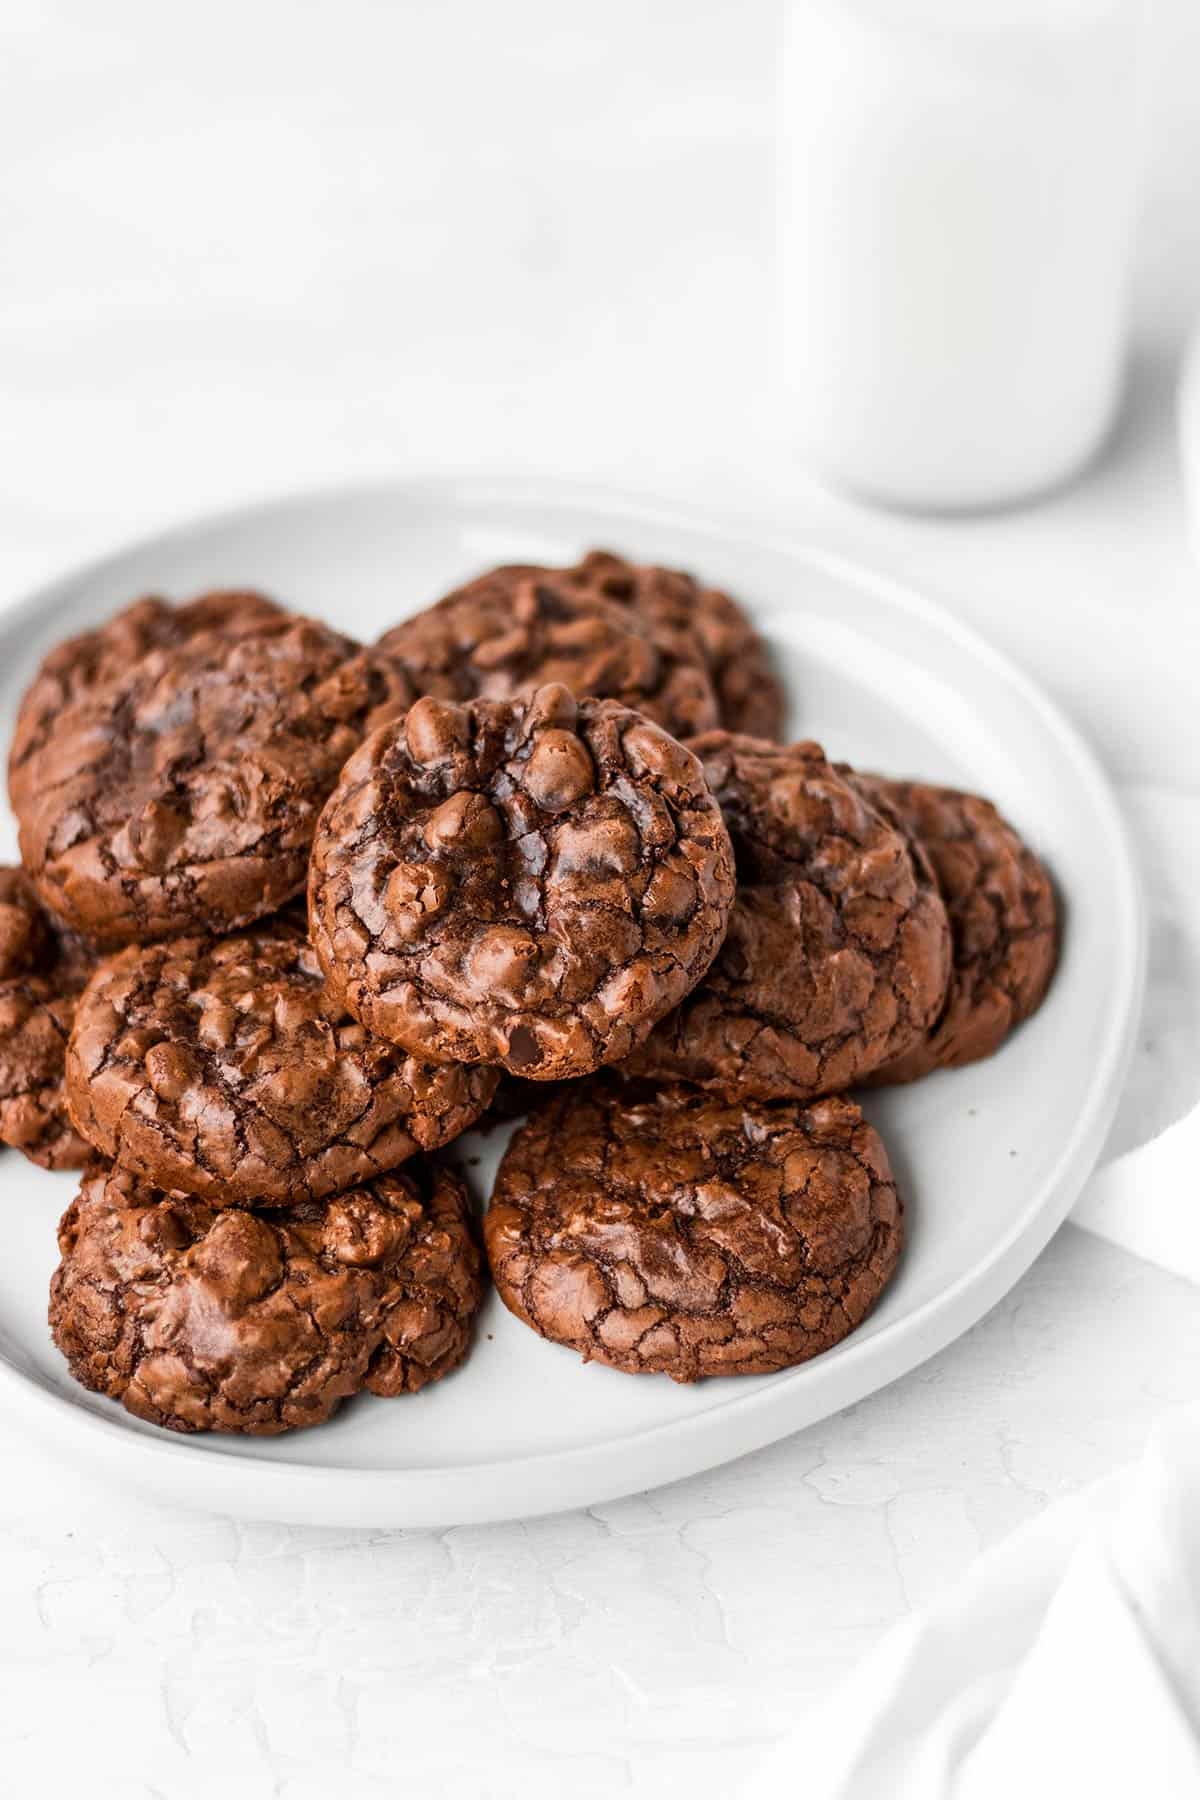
[745,1405,1200,1799]
[1072,784,1200,1282]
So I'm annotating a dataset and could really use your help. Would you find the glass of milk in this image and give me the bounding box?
[778,0,1147,510]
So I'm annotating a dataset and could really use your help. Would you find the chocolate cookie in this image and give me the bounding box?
[0,864,50,978]
[14,605,412,948]
[309,684,737,1080]
[0,866,92,1169]
[485,1078,902,1381]
[49,1159,482,1434]
[8,590,285,806]
[377,563,719,741]
[622,733,951,1099]
[555,549,787,740]
[854,777,1058,1081]
[66,917,499,1205]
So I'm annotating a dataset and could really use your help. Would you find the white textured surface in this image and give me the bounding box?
[1,2,1199,1794]
[3,1229,1200,1799]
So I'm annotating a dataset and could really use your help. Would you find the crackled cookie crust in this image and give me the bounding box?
[854,776,1058,1081]
[8,589,285,807]
[485,1078,902,1381]
[0,865,92,1169]
[14,601,413,948]
[49,1159,483,1434]
[622,733,952,1099]
[377,561,720,742]
[553,548,787,741]
[308,684,737,1080]
[66,916,499,1206]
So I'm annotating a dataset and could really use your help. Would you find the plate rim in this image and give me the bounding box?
[0,473,1147,1526]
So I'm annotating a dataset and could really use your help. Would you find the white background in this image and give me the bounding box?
[1,4,1199,1796]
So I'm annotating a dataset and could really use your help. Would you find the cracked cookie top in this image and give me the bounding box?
[8,589,286,807]
[622,733,952,1099]
[0,865,93,1170]
[66,915,499,1206]
[484,1077,902,1381]
[49,1158,483,1434]
[552,549,788,741]
[13,603,414,948]
[308,685,737,1081]
[376,561,720,741]
[854,777,1058,1082]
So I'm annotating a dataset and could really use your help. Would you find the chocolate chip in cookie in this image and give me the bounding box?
[622,732,951,1099]
[66,915,499,1206]
[14,600,413,947]
[0,866,93,1169]
[485,1077,902,1381]
[308,684,737,1080]
[49,1158,483,1434]
[377,562,720,742]
[853,777,1058,1081]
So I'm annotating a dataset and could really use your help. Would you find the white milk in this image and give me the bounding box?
[778,0,1146,509]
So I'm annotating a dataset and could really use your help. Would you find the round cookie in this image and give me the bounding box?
[308,684,737,1080]
[49,1159,482,1434]
[377,564,719,742]
[15,606,413,948]
[555,549,787,741]
[485,1078,902,1381]
[0,866,92,1169]
[622,732,952,1099]
[9,589,285,807]
[854,776,1058,1081]
[66,917,499,1205]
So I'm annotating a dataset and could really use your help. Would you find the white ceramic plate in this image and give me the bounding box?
[0,478,1144,1527]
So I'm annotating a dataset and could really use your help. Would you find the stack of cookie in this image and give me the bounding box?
[1,553,1057,1436]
